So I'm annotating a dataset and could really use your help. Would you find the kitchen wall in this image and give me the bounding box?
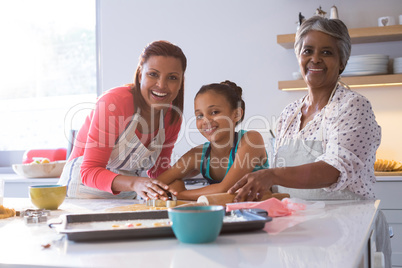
[98,0,402,162]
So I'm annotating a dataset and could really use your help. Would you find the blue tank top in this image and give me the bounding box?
[199,130,269,184]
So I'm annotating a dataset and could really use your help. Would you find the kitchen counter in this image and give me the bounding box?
[0,198,380,268]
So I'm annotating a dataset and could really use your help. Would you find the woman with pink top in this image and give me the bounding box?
[59,40,186,200]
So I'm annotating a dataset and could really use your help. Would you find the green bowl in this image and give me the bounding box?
[29,185,67,210]
[168,205,225,243]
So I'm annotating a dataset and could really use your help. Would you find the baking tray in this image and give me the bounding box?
[49,209,272,242]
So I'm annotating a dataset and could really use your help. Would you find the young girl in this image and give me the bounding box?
[156,80,269,200]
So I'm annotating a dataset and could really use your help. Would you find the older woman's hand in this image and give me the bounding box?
[227,169,273,202]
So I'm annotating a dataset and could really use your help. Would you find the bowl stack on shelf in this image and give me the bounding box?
[393,57,402,74]
[343,54,389,76]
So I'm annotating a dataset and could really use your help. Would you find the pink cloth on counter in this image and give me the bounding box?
[226,198,306,217]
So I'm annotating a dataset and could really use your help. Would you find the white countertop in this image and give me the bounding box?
[0,198,380,268]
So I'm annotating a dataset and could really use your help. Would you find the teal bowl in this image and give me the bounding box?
[168,205,225,244]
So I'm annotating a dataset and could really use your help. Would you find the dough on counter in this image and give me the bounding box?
[105,200,192,212]
[105,203,168,212]
[68,219,172,230]
[0,205,16,219]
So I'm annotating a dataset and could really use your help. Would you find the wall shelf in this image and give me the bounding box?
[278,74,402,91]
[277,25,402,91]
[277,25,402,49]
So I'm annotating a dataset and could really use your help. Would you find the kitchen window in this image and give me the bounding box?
[0,0,97,166]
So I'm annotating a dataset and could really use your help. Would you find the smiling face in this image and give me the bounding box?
[298,30,343,91]
[194,91,242,145]
[138,56,184,111]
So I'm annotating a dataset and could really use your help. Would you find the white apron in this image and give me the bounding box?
[273,85,361,200]
[59,110,165,199]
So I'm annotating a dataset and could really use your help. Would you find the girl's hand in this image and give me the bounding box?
[133,178,171,200]
[227,170,273,202]
[168,180,185,195]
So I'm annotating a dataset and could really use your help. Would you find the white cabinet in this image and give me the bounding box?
[2,174,59,197]
[374,176,402,267]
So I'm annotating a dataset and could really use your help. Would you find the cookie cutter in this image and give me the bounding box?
[18,209,51,224]
[146,191,177,208]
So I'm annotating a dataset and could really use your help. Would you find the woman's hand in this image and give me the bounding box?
[145,179,183,200]
[133,178,174,200]
[227,169,273,202]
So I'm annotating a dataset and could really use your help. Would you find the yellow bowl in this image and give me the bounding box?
[12,161,66,178]
[29,185,67,210]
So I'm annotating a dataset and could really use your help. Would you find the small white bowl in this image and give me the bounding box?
[12,161,66,178]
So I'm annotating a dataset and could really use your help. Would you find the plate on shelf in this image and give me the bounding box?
[342,70,388,77]
[343,54,389,77]
[394,69,402,74]
[393,60,402,73]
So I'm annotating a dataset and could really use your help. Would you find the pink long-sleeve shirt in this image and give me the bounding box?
[68,86,182,193]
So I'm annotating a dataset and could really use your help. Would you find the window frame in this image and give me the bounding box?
[0,0,101,171]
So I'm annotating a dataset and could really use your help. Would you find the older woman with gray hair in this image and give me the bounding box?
[229,16,391,267]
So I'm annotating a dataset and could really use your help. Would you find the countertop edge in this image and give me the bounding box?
[375,176,402,182]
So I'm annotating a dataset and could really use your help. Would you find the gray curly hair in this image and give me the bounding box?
[294,16,351,73]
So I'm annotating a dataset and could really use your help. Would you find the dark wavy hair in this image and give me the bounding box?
[195,80,245,126]
[130,40,187,123]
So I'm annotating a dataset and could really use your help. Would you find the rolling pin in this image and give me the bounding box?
[196,192,290,206]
